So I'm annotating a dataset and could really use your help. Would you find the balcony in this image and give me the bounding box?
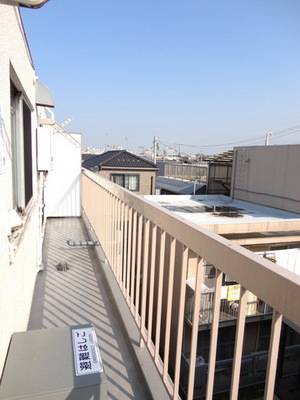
[29,169,300,400]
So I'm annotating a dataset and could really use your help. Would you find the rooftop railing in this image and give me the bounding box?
[82,169,300,400]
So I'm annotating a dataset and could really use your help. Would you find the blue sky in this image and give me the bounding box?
[21,0,300,154]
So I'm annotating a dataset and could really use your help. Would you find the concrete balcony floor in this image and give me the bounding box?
[28,217,151,400]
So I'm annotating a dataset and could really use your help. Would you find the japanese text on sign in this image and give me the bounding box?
[72,327,103,376]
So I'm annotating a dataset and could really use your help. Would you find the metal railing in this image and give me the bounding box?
[82,170,300,400]
[185,290,273,326]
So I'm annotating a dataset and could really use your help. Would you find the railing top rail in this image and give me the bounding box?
[82,170,300,328]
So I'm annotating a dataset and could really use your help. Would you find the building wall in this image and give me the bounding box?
[44,132,82,217]
[0,6,41,376]
[231,145,300,213]
[97,169,156,195]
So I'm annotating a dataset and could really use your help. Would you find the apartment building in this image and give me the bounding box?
[1,3,300,399]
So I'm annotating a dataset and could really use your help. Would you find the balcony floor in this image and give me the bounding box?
[28,217,150,400]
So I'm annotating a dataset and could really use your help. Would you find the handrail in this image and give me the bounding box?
[82,169,300,327]
[82,169,300,400]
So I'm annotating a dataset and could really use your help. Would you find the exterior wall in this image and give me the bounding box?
[231,145,300,213]
[97,169,156,195]
[44,132,82,217]
[0,6,41,376]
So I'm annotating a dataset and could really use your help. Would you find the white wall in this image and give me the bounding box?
[44,132,82,217]
[0,5,41,375]
[231,145,300,213]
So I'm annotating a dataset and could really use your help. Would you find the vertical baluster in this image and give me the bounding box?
[155,230,166,370]
[206,268,223,399]
[264,310,282,400]
[173,245,189,398]
[163,237,176,386]
[230,286,248,400]
[187,257,204,400]
[140,219,150,346]
[147,224,157,353]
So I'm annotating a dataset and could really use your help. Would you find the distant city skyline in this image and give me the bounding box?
[21,0,300,154]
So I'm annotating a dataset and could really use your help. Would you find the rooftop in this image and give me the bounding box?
[143,194,300,235]
[144,194,300,224]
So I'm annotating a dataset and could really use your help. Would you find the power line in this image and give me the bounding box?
[158,124,300,151]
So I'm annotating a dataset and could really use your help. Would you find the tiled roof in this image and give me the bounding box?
[82,150,157,171]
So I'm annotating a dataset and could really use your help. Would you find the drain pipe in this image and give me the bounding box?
[37,171,46,271]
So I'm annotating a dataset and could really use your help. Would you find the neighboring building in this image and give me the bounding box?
[145,183,300,397]
[156,176,206,195]
[204,150,233,195]
[156,160,207,182]
[231,144,300,213]
[82,150,158,195]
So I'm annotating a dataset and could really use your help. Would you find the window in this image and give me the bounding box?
[10,83,33,211]
[111,173,140,191]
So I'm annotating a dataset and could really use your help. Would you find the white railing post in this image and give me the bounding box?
[230,287,248,399]
[206,269,222,399]
[264,310,283,400]
[187,257,203,400]
[173,245,189,398]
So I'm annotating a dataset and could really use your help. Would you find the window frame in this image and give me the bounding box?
[10,82,33,212]
[110,173,140,192]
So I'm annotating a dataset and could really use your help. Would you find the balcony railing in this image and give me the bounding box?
[185,287,273,327]
[82,169,300,400]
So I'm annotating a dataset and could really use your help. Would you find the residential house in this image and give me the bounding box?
[82,150,158,195]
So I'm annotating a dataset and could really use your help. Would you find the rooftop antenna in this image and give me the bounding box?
[153,136,158,164]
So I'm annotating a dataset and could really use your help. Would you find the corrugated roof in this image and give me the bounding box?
[82,150,157,171]
[203,150,233,163]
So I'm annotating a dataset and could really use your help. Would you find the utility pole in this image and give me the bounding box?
[265,132,273,145]
[153,136,157,164]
